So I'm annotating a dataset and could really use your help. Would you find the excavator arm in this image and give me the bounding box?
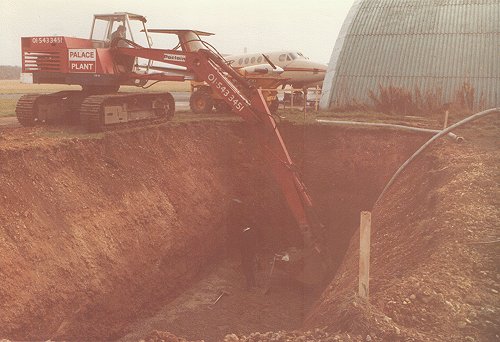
[195,52,325,250]
[119,46,323,245]
[118,45,325,283]
[16,13,326,283]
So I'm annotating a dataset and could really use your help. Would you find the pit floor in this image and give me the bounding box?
[119,255,317,342]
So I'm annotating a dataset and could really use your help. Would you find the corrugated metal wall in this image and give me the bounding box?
[320,0,500,111]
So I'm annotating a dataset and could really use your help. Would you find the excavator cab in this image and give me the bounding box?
[90,12,152,48]
[89,12,153,74]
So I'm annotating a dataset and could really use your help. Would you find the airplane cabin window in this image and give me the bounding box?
[244,57,249,64]
[279,54,286,62]
[257,56,262,63]
[251,57,256,63]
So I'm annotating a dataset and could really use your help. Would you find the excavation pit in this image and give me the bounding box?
[0,120,497,341]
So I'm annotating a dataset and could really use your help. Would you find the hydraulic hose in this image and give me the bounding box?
[374,108,500,207]
[316,119,464,142]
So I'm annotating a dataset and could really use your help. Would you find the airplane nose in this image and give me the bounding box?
[282,60,328,87]
[311,62,328,74]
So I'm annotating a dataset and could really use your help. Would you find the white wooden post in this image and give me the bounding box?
[358,211,371,299]
[443,110,449,129]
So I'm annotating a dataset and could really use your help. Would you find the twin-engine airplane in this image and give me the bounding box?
[142,29,327,113]
[225,51,327,89]
[144,29,327,88]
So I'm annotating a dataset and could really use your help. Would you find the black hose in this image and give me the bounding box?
[374,107,500,207]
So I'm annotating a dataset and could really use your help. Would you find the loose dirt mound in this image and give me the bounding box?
[304,139,499,341]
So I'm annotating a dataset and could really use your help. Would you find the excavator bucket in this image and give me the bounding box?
[285,247,326,286]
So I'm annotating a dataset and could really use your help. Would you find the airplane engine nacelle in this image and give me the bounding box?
[239,64,284,76]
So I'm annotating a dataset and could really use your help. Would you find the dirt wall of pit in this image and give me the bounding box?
[305,137,499,341]
[281,124,430,274]
[0,122,432,340]
[0,123,275,340]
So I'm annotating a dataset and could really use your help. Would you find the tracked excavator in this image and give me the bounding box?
[17,12,326,284]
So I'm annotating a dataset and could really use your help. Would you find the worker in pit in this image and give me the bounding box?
[240,226,258,290]
[229,198,260,290]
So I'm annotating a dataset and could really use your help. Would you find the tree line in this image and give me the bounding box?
[0,66,21,80]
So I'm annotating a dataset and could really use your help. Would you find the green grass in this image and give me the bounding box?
[0,79,191,117]
[0,79,190,94]
[0,81,401,120]
[0,98,17,117]
[0,80,81,94]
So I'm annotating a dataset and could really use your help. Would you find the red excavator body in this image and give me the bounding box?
[17,12,326,284]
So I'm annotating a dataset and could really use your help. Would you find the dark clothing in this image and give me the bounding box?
[111,29,126,46]
[110,28,134,72]
[240,227,258,289]
[111,30,122,41]
[227,199,260,289]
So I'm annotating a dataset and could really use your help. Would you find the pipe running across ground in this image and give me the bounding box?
[374,107,500,206]
[316,119,464,142]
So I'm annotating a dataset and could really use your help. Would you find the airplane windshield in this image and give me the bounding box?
[289,52,299,60]
[297,52,308,59]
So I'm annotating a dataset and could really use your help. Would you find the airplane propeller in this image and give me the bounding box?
[262,54,278,70]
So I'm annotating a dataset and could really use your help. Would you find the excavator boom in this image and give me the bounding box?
[117,46,322,243]
[17,14,325,283]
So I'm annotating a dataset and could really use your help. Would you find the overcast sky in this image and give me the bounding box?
[0,0,355,66]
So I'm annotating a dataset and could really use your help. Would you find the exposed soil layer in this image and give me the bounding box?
[304,127,500,342]
[0,122,284,340]
[0,119,498,341]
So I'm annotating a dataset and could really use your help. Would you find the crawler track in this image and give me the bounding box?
[15,91,175,132]
[79,94,110,132]
[80,92,175,132]
[15,91,87,126]
[15,94,42,126]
